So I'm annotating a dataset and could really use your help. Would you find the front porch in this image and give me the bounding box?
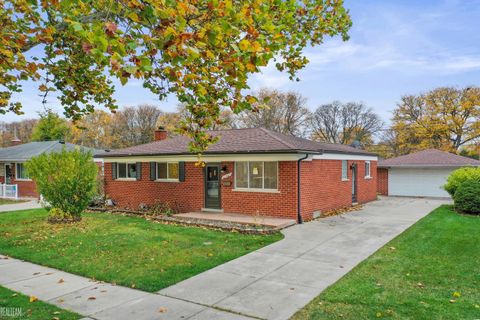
[174,211,296,230]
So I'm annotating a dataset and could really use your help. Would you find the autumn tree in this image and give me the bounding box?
[236,88,311,137]
[71,110,120,149]
[31,109,71,141]
[391,87,480,153]
[0,119,38,147]
[310,101,384,145]
[1,0,351,152]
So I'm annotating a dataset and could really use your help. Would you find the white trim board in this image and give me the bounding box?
[312,153,378,161]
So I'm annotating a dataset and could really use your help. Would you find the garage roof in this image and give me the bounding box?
[378,149,480,168]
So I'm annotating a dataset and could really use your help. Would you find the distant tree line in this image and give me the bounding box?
[1,86,479,159]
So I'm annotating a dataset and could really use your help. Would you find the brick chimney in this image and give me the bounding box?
[11,137,21,146]
[154,126,168,141]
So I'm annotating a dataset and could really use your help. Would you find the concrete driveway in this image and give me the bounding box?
[160,197,448,320]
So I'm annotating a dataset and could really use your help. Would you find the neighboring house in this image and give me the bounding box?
[96,127,378,222]
[377,149,480,198]
[0,140,103,198]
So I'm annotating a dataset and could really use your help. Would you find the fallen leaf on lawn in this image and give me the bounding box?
[53,311,60,315]
[57,278,64,284]
[416,282,425,288]
[52,317,60,320]
[88,296,96,300]
[376,312,382,317]
[207,253,213,257]
[475,304,479,309]
[449,299,456,303]
[29,296,38,303]
[159,307,167,313]
[131,284,136,288]
[452,292,461,297]
[388,246,396,251]
[12,293,17,297]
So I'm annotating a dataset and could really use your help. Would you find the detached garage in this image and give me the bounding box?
[377,149,480,198]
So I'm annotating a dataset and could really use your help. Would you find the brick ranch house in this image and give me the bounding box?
[97,127,378,222]
[0,140,103,198]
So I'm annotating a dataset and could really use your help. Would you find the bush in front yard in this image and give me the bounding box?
[453,180,480,215]
[444,167,480,197]
[26,148,98,222]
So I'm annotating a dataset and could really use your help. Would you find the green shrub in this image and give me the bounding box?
[453,180,480,215]
[26,148,98,222]
[444,167,480,197]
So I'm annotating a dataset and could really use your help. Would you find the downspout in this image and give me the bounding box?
[297,153,309,224]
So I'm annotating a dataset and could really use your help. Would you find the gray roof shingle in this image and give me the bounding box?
[0,141,104,162]
[378,149,480,168]
[98,127,375,157]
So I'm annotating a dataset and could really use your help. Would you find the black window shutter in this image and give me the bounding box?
[179,161,186,182]
[150,162,156,181]
[136,162,142,180]
[112,162,117,180]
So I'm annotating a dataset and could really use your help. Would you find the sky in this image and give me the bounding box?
[4,0,480,124]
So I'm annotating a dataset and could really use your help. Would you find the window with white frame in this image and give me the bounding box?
[365,161,371,178]
[157,162,179,180]
[235,161,278,190]
[117,163,137,179]
[15,163,30,180]
[341,160,348,180]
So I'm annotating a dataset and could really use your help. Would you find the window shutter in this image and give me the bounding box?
[150,162,156,181]
[136,162,142,180]
[112,163,117,180]
[179,161,186,182]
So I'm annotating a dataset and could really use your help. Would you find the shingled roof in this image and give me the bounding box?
[378,149,480,168]
[0,141,104,162]
[98,127,375,157]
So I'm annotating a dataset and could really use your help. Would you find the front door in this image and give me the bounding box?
[351,163,358,203]
[5,164,12,184]
[205,164,221,209]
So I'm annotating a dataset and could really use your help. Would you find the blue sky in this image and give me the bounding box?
[5,0,480,123]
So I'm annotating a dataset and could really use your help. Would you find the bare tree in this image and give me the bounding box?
[310,101,384,145]
[112,104,164,147]
[236,88,311,137]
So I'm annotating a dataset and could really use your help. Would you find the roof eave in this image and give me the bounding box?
[95,149,323,158]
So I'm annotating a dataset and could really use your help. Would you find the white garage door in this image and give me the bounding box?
[388,167,454,198]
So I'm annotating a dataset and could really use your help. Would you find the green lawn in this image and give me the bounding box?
[0,285,80,320]
[293,205,480,320]
[0,209,282,292]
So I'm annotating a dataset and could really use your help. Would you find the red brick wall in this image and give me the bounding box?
[104,162,204,212]
[103,159,378,221]
[300,159,377,221]
[220,162,297,219]
[10,164,39,198]
[377,168,388,195]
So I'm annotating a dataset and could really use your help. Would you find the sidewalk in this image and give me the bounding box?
[0,255,251,320]
[0,200,42,212]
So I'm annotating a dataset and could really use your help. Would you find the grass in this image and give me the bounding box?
[0,285,81,320]
[0,198,26,205]
[293,205,480,320]
[0,209,282,292]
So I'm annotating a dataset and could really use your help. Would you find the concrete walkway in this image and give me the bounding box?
[0,199,41,212]
[0,197,448,320]
[160,197,448,319]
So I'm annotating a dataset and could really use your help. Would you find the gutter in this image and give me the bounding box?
[297,153,309,224]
